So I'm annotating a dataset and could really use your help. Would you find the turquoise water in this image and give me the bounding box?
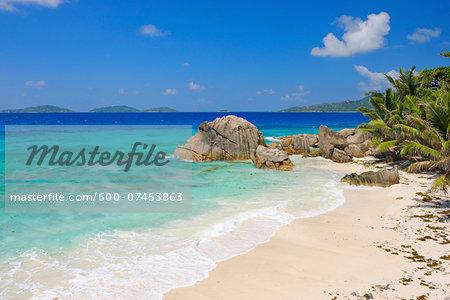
[0,113,364,299]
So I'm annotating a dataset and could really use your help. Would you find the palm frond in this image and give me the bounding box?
[400,141,444,160]
[376,140,399,151]
[407,161,435,173]
[430,172,449,194]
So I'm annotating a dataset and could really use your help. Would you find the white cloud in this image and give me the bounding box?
[311,12,390,57]
[353,65,399,91]
[25,80,46,87]
[256,89,275,95]
[0,0,63,11]
[140,24,169,37]
[407,28,441,43]
[280,85,308,101]
[188,81,205,91]
[182,62,190,67]
[164,88,177,95]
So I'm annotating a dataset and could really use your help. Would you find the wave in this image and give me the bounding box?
[0,158,346,300]
[264,136,281,142]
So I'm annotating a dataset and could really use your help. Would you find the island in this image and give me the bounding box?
[0,105,74,113]
[279,97,370,112]
[89,105,141,113]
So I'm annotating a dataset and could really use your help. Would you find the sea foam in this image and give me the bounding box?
[0,157,345,300]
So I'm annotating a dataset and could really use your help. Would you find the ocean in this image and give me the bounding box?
[0,112,368,299]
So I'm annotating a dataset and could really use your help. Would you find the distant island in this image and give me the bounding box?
[1,105,179,113]
[90,106,178,112]
[0,99,371,113]
[279,97,370,112]
[145,107,177,112]
[89,105,142,113]
[0,105,74,113]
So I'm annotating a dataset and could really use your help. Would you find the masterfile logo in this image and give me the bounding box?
[5,125,192,213]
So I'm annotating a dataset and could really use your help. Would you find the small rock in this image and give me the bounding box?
[341,166,399,187]
[346,130,372,144]
[331,148,353,163]
[399,160,411,169]
[280,134,310,155]
[338,128,356,138]
[251,145,293,171]
[344,144,365,158]
[300,133,319,146]
[309,149,322,157]
[267,142,278,148]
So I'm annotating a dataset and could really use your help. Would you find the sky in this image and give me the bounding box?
[0,0,449,112]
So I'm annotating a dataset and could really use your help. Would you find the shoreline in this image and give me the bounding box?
[166,159,450,299]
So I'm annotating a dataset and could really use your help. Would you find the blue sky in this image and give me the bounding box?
[0,0,449,111]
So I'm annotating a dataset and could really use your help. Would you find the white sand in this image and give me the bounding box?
[166,159,450,299]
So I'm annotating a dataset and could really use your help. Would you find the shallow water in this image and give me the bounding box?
[0,112,364,299]
[0,157,346,299]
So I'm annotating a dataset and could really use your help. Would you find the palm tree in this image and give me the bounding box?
[386,66,429,97]
[358,67,449,191]
[398,87,449,191]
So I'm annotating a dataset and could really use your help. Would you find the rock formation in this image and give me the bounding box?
[338,128,356,138]
[301,134,319,147]
[251,145,293,171]
[318,125,350,162]
[341,166,399,187]
[174,115,266,161]
[344,140,370,158]
[280,134,310,155]
[331,148,353,163]
[346,130,372,145]
[319,126,374,162]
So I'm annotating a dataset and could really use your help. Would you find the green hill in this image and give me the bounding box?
[279,97,370,112]
[1,105,74,113]
[145,107,177,112]
[89,105,141,112]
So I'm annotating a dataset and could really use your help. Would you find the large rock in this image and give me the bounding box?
[346,130,372,144]
[251,145,293,171]
[301,134,319,147]
[341,166,399,187]
[332,148,352,163]
[318,125,349,160]
[344,144,364,158]
[338,128,356,138]
[280,134,310,155]
[174,115,266,161]
[359,140,371,153]
[344,140,370,158]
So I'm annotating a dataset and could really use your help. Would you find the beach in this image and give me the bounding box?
[1,114,448,299]
[167,159,450,299]
[2,1,449,298]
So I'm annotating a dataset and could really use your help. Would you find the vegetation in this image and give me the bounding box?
[421,66,450,89]
[89,105,141,112]
[280,97,370,112]
[358,66,449,192]
[1,105,74,113]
